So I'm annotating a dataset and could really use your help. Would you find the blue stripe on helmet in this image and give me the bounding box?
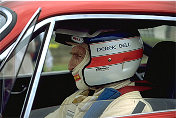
[85,33,137,44]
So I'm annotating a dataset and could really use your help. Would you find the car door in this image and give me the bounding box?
[0,8,42,118]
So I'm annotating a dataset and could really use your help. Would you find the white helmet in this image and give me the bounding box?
[56,29,143,88]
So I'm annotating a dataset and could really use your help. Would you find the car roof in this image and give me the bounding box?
[0,1,176,53]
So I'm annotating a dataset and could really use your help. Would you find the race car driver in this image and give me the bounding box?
[45,29,153,118]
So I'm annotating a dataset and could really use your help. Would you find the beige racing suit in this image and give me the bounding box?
[45,79,153,118]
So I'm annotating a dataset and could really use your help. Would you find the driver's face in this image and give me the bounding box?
[68,45,86,71]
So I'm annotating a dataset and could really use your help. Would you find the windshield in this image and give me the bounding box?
[0,8,40,115]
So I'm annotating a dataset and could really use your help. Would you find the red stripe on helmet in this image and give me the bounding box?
[86,48,143,68]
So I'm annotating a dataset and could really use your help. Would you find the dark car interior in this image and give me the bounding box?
[142,41,176,111]
[143,41,176,99]
[3,71,77,117]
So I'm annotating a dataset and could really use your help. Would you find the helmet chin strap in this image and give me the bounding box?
[72,48,90,90]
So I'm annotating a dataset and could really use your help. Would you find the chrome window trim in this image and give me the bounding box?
[54,14,176,21]
[0,7,12,34]
[0,44,14,61]
[0,13,175,61]
[36,14,176,30]
[21,18,55,118]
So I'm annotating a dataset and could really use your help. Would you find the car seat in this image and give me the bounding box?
[140,41,176,112]
[143,41,176,98]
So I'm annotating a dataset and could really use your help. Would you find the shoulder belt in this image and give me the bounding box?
[83,80,152,118]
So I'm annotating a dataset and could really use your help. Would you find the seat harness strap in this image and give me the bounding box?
[83,81,152,118]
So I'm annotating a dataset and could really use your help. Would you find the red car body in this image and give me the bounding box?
[0,1,175,118]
